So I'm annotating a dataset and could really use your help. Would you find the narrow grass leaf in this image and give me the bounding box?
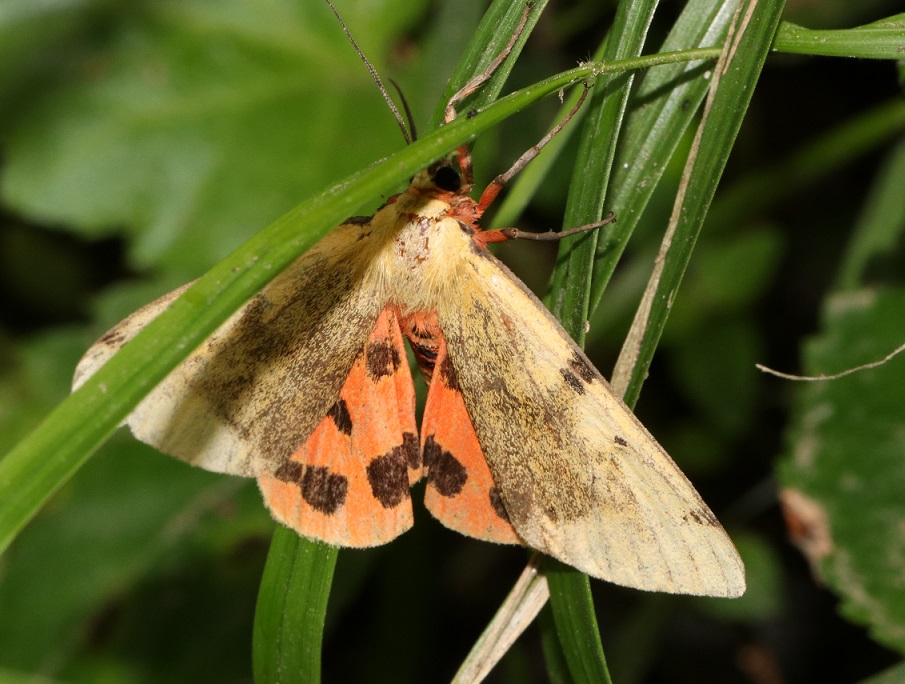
[548,0,659,347]
[773,13,905,60]
[706,98,905,231]
[544,560,611,684]
[253,528,338,684]
[613,0,788,407]
[590,0,739,309]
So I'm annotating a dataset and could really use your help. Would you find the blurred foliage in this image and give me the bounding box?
[1,0,904,682]
[777,136,905,655]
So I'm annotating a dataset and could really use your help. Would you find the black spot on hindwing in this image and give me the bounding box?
[366,340,400,379]
[327,399,353,436]
[275,464,349,515]
[423,436,467,497]
[401,432,421,469]
[366,445,412,508]
[274,461,303,484]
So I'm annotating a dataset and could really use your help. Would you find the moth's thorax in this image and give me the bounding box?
[363,177,482,314]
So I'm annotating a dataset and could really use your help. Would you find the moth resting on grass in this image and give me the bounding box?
[73,10,745,599]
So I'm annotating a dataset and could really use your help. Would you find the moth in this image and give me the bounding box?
[73,9,745,598]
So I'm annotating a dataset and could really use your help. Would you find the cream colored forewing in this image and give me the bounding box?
[74,223,385,478]
[436,250,745,597]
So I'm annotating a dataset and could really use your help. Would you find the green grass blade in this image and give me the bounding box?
[613,0,787,408]
[544,561,611,684]
[429,0,549,129]
[589,0,739,309]
[835,134,905,291]
[773,13,905,60]
[538,606,572,684]
[0,63,598,557]
[547,0,659,346]
[542,1,658,682]
[253,528,338,684]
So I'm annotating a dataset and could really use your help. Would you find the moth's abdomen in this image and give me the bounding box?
[398,309,443,384]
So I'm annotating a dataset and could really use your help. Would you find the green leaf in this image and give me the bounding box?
[253,529,338,684]
[863,660,905,684]
[773,14,905,60]
[0,438,267,678]
[777,136,905,655]
[590,0,740,309]
[0,0,429,276]
[613,0,788,407]
[778,287,905,654]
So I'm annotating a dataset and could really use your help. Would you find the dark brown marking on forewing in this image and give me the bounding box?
[614,435,628,447]
[366,340,401,379]
[423,436,467,497]
[685,507,720,527]
[366,446,411,508]
[560,352,596,396]
[560,368,586,394]
[401,432,421,469]
[439,353,460,392]
[489,486,510,522]
[327,399,353,436]
[437,271,608,528]
[568,351,596,384]
[343,215,371,226]
[161,241,381,474]
[301,466,349,514]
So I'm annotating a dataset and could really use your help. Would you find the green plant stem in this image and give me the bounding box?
[773,14,905,59]
[253,528,338,684]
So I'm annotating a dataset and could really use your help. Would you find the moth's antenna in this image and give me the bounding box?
[389,79,418,142]
[323,0,412,145]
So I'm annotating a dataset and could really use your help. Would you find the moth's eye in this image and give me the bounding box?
[432,165,461,192]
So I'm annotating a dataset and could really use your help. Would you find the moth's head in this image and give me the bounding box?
[412,159,469,196]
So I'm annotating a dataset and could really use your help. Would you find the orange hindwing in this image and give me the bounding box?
[257,306,419,547]
[403,311,520,545]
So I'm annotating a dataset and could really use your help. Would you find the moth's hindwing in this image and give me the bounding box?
[257,306,420,547]
[416,315,521,545]
[74,222,385,478]
[436,246,746,597]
